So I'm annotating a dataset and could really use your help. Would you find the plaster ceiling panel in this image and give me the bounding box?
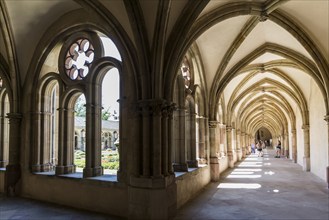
[280,0,329,63]
[279,91,299,117]
[198,0,267,18]
[0,31,8,64]
[235,71,294,98]
[5,0,81,83]
[223,19,313,78]
[98,0,135,46]
[196,15,250,93]
[223,71,248,107]
[166,0,187,44]
[249,52,285,64]
[139,0,159,48]
[277,66,312,106]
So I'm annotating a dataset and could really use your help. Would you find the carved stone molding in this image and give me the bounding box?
[259,11,269,22]
[209,121,218,128]
[6,113,22,124]
[226,126,232,132]
[324,115,329,124]
[302,124,310,130]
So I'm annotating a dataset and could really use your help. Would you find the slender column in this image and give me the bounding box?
[150,100,164,177]
[139,101,151,177]
[226,126,234,168]
[55,108,75,175]
[324,115,329,188]
[5,113,22,196]
[162,105,169,176]
[83,103,103,177]
[173,107,188,172]
[236,129,242,161]
[167,103,176,174]
[220,124,226,157]
[241,132,246,157]
[197,116,207,164]
[284,132,289,157]
[302,124,310,171]
[291,129,297,163]
[0,115,5,167]
[187,113,197,168]
[209,121,220,181]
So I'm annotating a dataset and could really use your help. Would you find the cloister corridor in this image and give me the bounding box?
[1,147,328,220]
[175,148,329,219]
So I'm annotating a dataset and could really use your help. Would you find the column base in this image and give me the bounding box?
[303,157,310,171]
[173,163,188,172]
[32,163,54,172]
[292,153,297,163]
[5,164,21,196]
[210,157,220,182]
[55,165,76,175]
[242,147,247,158]
[227,151,234,168]
[237,149,242,161]
[198,158,207,165]
[83,166,103,178]
[128,175,177,219]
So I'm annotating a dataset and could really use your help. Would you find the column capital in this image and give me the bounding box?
[324,115,329,123]
[209,121,218,128]
[226,126,232,132]
[137,99,167,116]
[302,124,310,130]
[6,113,22,123]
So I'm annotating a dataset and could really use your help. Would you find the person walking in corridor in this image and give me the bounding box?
[275,140,281,158]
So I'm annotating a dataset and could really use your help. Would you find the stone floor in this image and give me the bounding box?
[175,148,329,220]
[0,148,328,220]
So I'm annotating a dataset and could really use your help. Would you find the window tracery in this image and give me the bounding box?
[65,39,95,80]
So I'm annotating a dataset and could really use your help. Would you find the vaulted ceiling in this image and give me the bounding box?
[1,0,328,137]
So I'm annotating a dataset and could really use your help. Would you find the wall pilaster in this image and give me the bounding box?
[291,129,297,163]
[302,124,310,171]
[226,126,234,168]
[209,121,220,181]
[5,113,22,196]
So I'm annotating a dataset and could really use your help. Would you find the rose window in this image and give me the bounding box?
[65,39,95,80]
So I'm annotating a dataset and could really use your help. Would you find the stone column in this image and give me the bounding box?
[197,116,207,164]
[219,124,226,157]
[187,113,197,168]
[0,114,6,167]
[55,108,75,175]
[83,103,103,178]
[302,124,310,171]
[284,132,289,158]
[150,100,164,177]
[241,132,246,157]
[172,107,188,172]
[5,113,22,196]
[162,104,169,176]
[324,115,329,188]
[291,129,297,163]
[128,100,176,219]
[236,129,242,161]
[167,103,176,174]
[209,121,220,181]
[226,126,234,168]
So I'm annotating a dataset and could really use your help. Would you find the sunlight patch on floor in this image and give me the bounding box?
[217,183,261,189]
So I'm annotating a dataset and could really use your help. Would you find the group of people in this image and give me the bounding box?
[251,140,282,158]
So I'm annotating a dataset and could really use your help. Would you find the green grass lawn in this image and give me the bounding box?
[74,149,119,172]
